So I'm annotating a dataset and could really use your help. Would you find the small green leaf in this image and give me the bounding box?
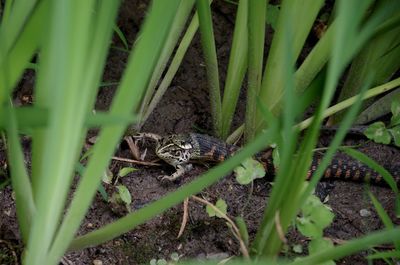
[297,194,334,239]
[102,168,113,184]
[157,259,167,265]
[234,158,266,185]
[389,126,400,147]
[117,185,132,205]
[309,205,335,230]
[391,99,400,126]
[206,199,227,218]
[150,259,157,265]
[308,238,335,265]
[266,4,280,30]
[272,147,280,168]
[118,167,136,177]
[293,244,303,254]
[364,122,391,144]
[296,216,321,238]
[170,252,179,262]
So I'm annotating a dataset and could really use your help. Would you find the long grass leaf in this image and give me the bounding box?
[291,228,400,265]
[141,12,199,127]
[258,0,324,121]
[196,0,222,136]
[45,1,181,263]
[0,1,46,105]
[298,77,400,130]
[5,107,35,244]
[220,0,248,139]
[137,0,195,128]
[244,0,265,141]
[26,0,101,263]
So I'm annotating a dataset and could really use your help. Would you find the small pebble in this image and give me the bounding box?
[359,208,371,217]
[93,259,103,265]
[87,223,93,228]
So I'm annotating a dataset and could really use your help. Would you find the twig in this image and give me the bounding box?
[111,156,161,166]
[124,136,141,160]
[177,197,189,239]
[274,211,288,244]
[191,195,249,259]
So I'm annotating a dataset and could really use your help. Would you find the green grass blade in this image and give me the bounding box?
[220,0,248,139]
[297,76,400,130]
[253,0,374,257]
[5,107,35,244]
[294,21,335,94]
[257,0,324,121]
[0,0,47,105]
[367,250,400,260]
[113,24,129,50]
[45,1,182,263]
[68,127,277,251]
[300,81,370,204]
[368,192,397,240]
[196,0,222,136]
[291,228,400,265]
[0,0,37,54]
[331,3,400,124]
[0,107,135,131]
[244,0,265,141]
[1,0,14,24]
[137,0,195,128]
[141,11,200,127]
[356,88,400,124]
[25,0,104,263]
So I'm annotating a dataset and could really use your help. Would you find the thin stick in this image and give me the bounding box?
[177,197,189,238]
[111,156,161,166]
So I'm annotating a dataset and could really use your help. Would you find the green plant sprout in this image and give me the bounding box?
[364,99,400,146]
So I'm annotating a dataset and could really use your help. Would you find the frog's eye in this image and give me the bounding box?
[173,150,182,156]
[176,142,192,149]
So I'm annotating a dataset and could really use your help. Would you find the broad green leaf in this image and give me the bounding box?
[206,198,227,218]
[364,121,391,144]
[117,185,132,205]
[389,126,400,147]
[118,167,137,177]
[390,99,400,126]
[234,157,265,185]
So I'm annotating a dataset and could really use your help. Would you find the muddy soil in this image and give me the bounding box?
[1,1,399,264]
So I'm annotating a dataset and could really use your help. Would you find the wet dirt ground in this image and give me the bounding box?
[1,1,399,264]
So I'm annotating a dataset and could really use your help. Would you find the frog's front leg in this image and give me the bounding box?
[160,163,193,182]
